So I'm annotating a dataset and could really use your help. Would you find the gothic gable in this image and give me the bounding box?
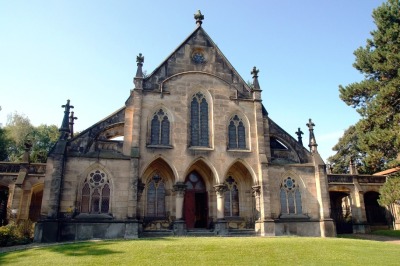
[143,27,251,99]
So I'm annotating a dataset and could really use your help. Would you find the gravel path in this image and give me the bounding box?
[351,234,400,245]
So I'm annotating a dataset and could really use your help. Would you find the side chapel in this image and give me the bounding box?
[35,11,335,242]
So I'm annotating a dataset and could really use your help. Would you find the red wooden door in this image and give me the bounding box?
[184,191,196,229]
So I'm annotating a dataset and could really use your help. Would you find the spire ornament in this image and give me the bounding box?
[60,100,74,140]
[251,66,261,91]
[69,111,78,138]
[306,118,318,153]
[134,53,144,89]
[194,10,204,26]
[295,127,304,145]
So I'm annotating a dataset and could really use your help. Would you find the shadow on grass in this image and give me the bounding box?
[44,237,180,257]
[45,242,123,256]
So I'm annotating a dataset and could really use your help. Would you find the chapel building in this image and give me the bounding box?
[35,11,336,242]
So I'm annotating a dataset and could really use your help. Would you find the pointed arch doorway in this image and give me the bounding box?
[184,171,208,229]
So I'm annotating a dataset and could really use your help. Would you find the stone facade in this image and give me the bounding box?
[34,13,337,242]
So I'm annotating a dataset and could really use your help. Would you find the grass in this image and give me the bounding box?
[0,237,399,266]
[371,229,400,238]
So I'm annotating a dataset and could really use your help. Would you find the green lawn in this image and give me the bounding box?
[0,237,399,266]
[372,229,400,238]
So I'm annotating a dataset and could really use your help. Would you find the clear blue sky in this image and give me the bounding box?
[0,0,386,161]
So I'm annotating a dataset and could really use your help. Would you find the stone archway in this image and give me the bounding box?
[223,161,255,229]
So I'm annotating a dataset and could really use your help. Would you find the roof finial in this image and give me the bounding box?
[60,100,74,140]
[134,53,144,90]
[135,53,144,78]
[306,118,318,153]
[69,111,78,138]
[194,10,204,26]
[251,66,260,90]
[295,127,304,145]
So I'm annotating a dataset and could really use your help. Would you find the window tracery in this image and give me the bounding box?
[190,92,209,147]
[146,173,166,217]
[150,109,170,146]
[280,177,302,215]
[224,176,239,217]
[228,115,246,149]
[81,170,111,214]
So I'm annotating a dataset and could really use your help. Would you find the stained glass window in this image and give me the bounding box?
[150,109,170,145]
[280,177,302,215]
[224,176,239,217]
[80,170,111,214]
[185,172,205,191]
[146,174,166,217]
[228,115,246,149]
[191,93,209,147]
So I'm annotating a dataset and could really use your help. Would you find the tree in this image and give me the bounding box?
[378,173,400,228]
[329,0,400,174]
[3,113,59,163]
[0,127,9,161]
[30,124,59,163]
[328,126,368,174]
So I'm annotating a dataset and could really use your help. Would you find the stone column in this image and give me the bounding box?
[252,185,261,221]
[214,184,227,219]
[214,184,228,235]
[173,182,186,220]
[173,182,186,235]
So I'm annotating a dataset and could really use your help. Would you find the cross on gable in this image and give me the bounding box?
[251,66,259,78]
[62,99,74,113]
[295,127,304,137]
[306,118,315,131]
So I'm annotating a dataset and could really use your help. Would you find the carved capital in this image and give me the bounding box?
[137,180,145,201]
[214,184,227,197]
[252,185,261,197]
[173,182,186,197]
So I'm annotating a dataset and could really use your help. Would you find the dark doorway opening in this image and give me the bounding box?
[29,189,43,222]
[0,186,8,226]
[330,191,353,234]
[364,191,388,226]
[184,171,208,229]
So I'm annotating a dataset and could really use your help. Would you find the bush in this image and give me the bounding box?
[0,220,34,247]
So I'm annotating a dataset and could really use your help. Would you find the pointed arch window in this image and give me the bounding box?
[190,92,209,147]
[228,115,246,149]
[80,170,111,214]
[150,109,170,146]
[224,176,239,217]
[146,174,166,217]
[280,177,302,215]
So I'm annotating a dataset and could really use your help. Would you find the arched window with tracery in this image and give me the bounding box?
[224,176,239,217]
[150,109,170,146]
[280,177,302,215]
[228,115,246,149]
[190,92,209,147]
[81,170,111,214]
[146,173,166,217]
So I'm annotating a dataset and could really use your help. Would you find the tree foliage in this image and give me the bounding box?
[3,113,59,163]
[329,0,400,174]
[378,174,400,207]
[0,127,9,161]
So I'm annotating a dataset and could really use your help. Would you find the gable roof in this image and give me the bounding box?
[143,25,252,98]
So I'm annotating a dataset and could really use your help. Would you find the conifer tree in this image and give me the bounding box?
[329,0,400,173]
